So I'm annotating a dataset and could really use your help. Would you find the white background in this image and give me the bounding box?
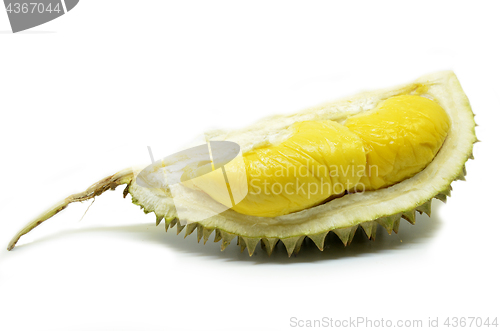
[1,1,499,330]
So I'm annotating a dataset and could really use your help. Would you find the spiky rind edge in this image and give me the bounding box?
[128,71,476,256]
[136,174,467,257]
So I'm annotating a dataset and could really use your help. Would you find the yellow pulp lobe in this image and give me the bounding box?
[344,95,450,190]
[235,121,367,217]
[183,94,450,217]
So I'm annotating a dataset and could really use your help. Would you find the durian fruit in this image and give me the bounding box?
[7,71,477,256]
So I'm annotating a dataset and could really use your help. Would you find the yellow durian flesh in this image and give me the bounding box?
[235,121,366,217]
[185,94,450,218]
[345,95,451,191]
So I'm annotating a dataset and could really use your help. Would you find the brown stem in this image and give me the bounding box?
[7,168,135,251]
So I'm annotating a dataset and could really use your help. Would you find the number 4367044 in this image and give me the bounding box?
[444,317,498,328]
[6,3,61,14]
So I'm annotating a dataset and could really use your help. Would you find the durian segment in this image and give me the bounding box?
[124,72,477,256]
[6,72,476,254]
[129,71,475,244]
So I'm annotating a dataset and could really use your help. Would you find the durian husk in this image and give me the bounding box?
[7,71,476,256]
